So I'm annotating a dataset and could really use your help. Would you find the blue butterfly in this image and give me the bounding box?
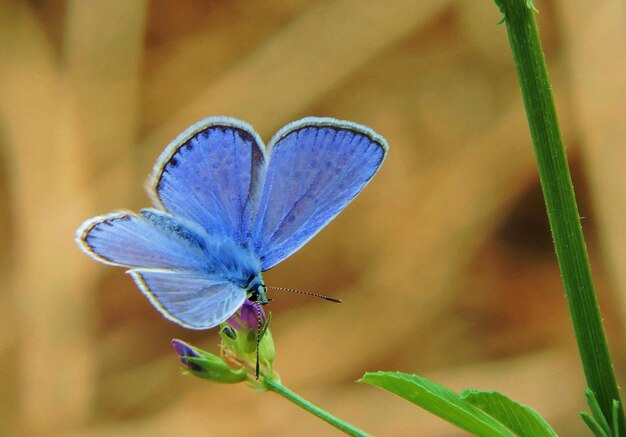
[76,117,388,330]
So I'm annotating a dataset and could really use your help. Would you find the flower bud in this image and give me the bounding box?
[220,300,276,377]
[227,299,266,330]
[171,339,247,384]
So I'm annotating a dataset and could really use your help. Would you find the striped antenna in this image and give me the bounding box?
[254,302,262,379]
[268,286,342,303]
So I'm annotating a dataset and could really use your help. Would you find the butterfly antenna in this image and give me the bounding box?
[268,286,342,303]
[254,302,262,379]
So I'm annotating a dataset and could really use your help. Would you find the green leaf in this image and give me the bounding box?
[585,389,613,437]
[360,372,514,437]
[612,400,620,437]
[461,390,557,436]
[581,389,621,437]
[581,412,610,437]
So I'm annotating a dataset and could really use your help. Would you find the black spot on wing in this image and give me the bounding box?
[235,129,255,144]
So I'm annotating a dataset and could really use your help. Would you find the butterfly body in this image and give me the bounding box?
[245,274,269,305]
[77,117,387,330]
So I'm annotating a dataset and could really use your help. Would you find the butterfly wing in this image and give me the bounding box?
[130,269,246,329]
[76,209,209,269]
[251,118,388,270]
[76,209,251,328]
[149,117,267,243]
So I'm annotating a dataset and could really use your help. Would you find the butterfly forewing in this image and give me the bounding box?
[150,117,267,244]
[251,118,387,271]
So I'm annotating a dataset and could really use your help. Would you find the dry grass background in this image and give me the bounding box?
[0,1,624,436]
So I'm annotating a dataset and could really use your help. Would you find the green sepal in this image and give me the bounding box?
[185,355,248,384]
[219,311,275,370]
[258,313,275,369]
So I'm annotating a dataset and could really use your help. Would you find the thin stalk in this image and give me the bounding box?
[263,378,371,437]
[493,0,625,432]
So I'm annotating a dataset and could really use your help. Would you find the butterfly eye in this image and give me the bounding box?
[247,284,269,305]
[258,285,269,305]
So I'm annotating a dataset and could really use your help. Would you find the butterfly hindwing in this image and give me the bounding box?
[149,117,267,244]
[130,269,247,329]
[250,118,387,270]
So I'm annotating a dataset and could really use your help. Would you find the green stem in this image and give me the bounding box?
[493,0,625,432]
[263,378,371,437]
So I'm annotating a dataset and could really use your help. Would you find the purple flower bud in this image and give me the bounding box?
[171,339,203,372]
[227,300,266,330]
[171,339,248,383]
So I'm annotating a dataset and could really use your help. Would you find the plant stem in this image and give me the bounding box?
[493,0,625,432]
[263,378,371,437]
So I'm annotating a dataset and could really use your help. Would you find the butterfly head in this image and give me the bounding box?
[246,274,268,305]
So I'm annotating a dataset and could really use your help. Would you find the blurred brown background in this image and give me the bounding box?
[1,1,625,436]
